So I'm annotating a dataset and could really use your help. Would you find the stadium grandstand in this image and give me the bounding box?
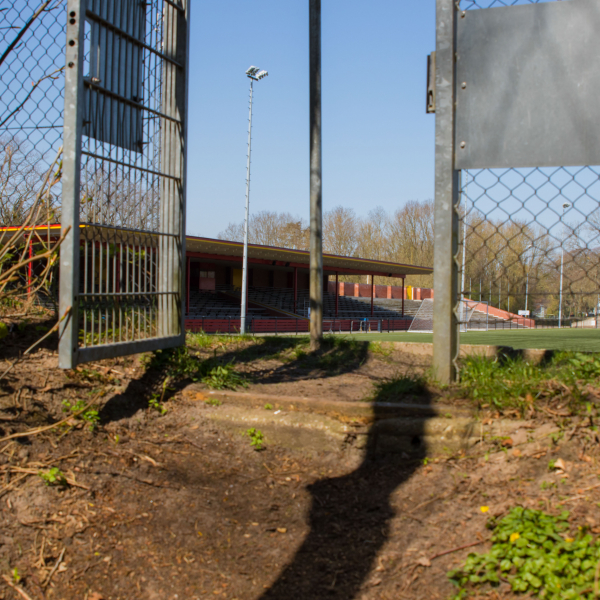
[3,224,538,334]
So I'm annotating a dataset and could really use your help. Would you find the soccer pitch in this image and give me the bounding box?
[338,329,600,352]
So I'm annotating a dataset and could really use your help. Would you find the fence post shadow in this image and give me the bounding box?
[259,386,432,600]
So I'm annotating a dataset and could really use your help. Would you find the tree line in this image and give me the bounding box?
[218,201,435,289]
[219,200,600,317]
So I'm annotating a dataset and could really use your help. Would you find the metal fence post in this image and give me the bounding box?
[432,0,460,384]
[309,0,323,350]
[59,0,86,369]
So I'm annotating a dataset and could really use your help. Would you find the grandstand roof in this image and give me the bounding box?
[1,224,433,277]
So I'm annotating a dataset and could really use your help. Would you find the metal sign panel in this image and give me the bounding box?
[455,0,600,169]
[83,0,145,152]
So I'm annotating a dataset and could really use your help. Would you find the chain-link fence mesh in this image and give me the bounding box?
[1,1,65,224]
[457,0,600,330]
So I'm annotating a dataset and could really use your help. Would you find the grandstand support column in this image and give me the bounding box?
[401,277,405,317]
[185,256,190,315]
[335,272,339,317]
[293,267,297,314]
[371,274,374,317]
[309,0,323,350]
[432,0,460,384]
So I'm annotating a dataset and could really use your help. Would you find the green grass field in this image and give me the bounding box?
[330,328,600,352]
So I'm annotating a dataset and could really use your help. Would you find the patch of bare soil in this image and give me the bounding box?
[1,326,599,600]
[192,338,433,403]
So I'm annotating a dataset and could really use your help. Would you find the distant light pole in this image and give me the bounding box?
[524,243,533,315]
[460,172,469,331]
[558,202,570,328]
[241,66,268,334]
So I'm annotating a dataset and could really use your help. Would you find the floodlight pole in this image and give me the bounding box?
[240,68,267,333]
[240,78,254,335]
[309,0,323,350]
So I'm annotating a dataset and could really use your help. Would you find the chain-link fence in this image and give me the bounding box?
[1,1,189,367]
[433,0,600,382]
[0,1,66,307]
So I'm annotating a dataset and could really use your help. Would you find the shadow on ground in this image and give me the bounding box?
[252,342,432,599]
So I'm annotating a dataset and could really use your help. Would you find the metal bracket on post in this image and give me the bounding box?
[426,52,436,114]
[432,0,460,384]
[59,0,86,369]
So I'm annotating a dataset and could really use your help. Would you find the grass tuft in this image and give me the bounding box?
[369,373,427,403]
[458,351,600,413]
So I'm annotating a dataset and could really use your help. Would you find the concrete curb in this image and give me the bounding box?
[183,386,478,455]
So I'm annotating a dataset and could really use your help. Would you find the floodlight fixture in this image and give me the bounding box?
[246,66,259,76]
[256,70,268,80]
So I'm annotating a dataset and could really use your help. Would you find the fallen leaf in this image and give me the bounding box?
[277,527,287,534]
[480,506,489,513]
[416,556,431,567]
[88,594,104,600]
[502,438,514,448]
[554,458,567,472]
[512,449,522,458]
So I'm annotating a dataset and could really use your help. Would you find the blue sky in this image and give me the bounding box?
[186,1,436,237]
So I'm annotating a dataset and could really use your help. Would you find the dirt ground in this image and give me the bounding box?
[1,321,600,600]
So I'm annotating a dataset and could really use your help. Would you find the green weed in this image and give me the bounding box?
[245,428,265,451]
[62,399,100,431]
[205,398,222,407]
[202,362,244,389]
[264,403,273,410]
[448,506,600,599]
[39,467,68,487]
[148,394,167,415]
[11,567,20,584]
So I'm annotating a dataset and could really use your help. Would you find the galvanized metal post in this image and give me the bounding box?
[160,0,188,343]
[309,0,323,350]
[241,78,254,335]
[59,0,86,369]
[432,0,460,384]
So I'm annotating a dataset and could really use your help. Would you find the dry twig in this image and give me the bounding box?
[1,574,35,600]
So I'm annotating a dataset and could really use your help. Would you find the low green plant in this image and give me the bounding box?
[205,398,222,407]
[540,480,557,490]
[148,394,167,415]
[39,467,68,487]
[62,399,100,431]
[11,567,20,584]
[201,362,246,390]
[264,403,273,410]
[245,428,265,451]
[448,506,600,599]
